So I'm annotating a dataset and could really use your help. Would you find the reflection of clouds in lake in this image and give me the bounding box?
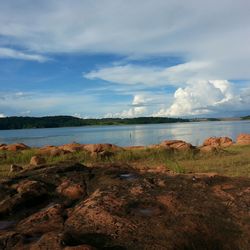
[162,121,250,145]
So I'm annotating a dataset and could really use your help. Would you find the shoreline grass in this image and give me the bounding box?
[0,144,250,178]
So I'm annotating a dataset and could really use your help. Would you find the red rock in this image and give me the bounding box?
[202,137,233,147]
[57,180,86,200]
[123,146,146,150]
[29,232,63,250]
[160,140,195,150]
[236,133,250,145]
[64,245,96,250]
[0,180,47,216]
[17,204,64,234]
[0,231,24,250]
[58,143,85,153]
[16,180,47,195]
[30,155,46,166]
[0,144,7,150]
[38,145,66,156]
[6,143,30,151]
[199,145,218,152]
[83,144,123,156]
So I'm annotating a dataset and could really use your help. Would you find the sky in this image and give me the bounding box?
[0,0,250,118]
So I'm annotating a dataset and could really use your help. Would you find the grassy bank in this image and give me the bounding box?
[1,144,250,178]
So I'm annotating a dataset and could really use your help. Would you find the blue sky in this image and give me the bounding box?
[0,0,249,118]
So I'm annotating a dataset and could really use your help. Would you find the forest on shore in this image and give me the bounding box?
[0,116,190,130]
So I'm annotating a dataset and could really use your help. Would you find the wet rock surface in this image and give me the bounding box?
[0,162,249,249]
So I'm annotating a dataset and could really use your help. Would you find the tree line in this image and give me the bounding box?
[0,116,190,130]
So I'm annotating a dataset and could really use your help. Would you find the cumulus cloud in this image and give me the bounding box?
[0,47,49,62]
[0,113,5,118]
[105,93,170,118]
[154,80,250,117]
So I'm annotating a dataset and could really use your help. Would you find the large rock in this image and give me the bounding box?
[202,137,233,147]
[16,180,47,196]
[0,143,30,151]
[29,232,63,250]
[83,143,123,157]
[0,162,250,249]
[64,245,96,250]
[38,145,67,157]
[57,179,86,200]
[199,145,218,153]
[0,180,47,216]
[58,143,85,153]
[0,144,7,150]
[160,140,195,150]
[17,204,64,234]
[236,133,250,145]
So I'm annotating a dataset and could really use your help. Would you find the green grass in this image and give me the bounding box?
[0,144,250,178]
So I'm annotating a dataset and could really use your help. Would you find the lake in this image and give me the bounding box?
[0,120,249,147]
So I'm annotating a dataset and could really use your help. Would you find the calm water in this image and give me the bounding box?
[0,120,249,147]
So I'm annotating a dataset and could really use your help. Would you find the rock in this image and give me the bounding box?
[38,145,67,157]
[0,180,47,216]
[199,145,218,153]
[83,144,123,157]
[236,133,250,145]
[30,155,46,166]
[0,144,7,150]
[0,231,24,250]
[29,232,63,250]
[9,164,23,173]
[17,204,64,234]
[57,180,86,200]
[9,143,30,151]
[58,143,85,153]
[147,144,162,150]
[0,162,250,249]
[123,146,146,150]
[64,245,96,250]
[203,137,233,147]
[16,180,47,197]
[160,140,195,150]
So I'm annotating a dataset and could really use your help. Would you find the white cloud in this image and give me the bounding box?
[84,61,212,86]
[154,80,250,117]
[0,0,249,79]
[0,47,49,62]
[105,93,171,118]
[0,1,249,117]
[0,113,5,118]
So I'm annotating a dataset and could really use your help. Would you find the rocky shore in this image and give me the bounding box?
[0,134,250,249]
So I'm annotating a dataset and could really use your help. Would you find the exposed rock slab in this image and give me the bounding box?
[0,162,249,249]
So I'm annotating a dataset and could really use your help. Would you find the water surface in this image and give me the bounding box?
[0,120,249,147]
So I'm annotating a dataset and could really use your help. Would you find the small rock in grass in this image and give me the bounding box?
[30,155,46,166]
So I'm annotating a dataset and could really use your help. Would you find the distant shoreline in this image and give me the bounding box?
[0,115,248,130]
